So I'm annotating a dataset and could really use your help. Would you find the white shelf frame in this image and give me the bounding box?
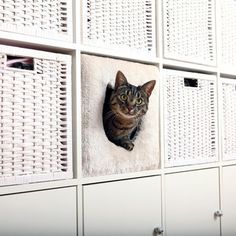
[77,0,236,184]
[0,0,235,236]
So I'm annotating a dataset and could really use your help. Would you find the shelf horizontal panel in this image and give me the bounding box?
[0,31,76,52]
[0,179,78,196]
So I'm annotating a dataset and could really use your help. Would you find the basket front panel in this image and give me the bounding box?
[0,55,72,185]
[222,79,236,160]
[0,0,72,41]
[164,70,217,167]
[163,0,216,65]
[221,0,236,68]
[83,0,155,56]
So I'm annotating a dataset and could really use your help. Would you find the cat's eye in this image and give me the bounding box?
[120,94,127,101]
[136,98,143,105]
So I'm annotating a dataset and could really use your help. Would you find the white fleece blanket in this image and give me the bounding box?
[82,54,160,177]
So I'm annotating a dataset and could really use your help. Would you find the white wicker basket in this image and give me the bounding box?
[164,69,217,167]
[221,0,236,69]
[0,45,72,186]
[221,78,236,161]
[82,0,156,57]
[0,0,73,42]
[163,0,216,66]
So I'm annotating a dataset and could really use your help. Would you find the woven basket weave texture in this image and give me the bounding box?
[164,70,217,167]
[221,0,236,68]
[83,0,155,56]
[0,46,72,186]
[221,78,236,161]
[0,0,72,42]
[163,0,216,65]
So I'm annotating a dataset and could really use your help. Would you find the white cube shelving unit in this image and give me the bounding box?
[0,0,236,236]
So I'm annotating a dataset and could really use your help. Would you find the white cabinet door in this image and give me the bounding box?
[165,169,220,236]
[83,176,162,236]
[0,187,77,236]
[222,165,236,236]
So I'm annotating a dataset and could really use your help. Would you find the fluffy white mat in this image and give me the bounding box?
[82,54,160,177]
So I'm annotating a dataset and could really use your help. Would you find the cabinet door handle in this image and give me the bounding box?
[214,210,223,217]
[153,227,164,235]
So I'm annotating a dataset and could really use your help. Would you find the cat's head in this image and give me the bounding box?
[110,71,156,119]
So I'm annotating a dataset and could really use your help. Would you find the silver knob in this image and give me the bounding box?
[214,210,223,217]
[154,227,164,235]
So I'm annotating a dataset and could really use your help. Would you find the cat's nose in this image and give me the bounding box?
[127,106,135,114]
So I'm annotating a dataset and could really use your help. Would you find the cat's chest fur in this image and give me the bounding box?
[108,114,139,138]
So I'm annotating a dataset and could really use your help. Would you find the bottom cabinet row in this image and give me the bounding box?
[1,166,236,236]
[83,177,162,236]
[0,187,77,236]
[83,166,236,236]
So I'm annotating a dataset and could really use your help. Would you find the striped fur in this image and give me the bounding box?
[103,71,156,151]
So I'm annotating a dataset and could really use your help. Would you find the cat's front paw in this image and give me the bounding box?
[122,141,134,151]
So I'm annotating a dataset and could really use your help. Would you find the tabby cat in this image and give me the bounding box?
[103,70,156,151]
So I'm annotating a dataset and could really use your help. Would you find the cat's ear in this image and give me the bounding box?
[115,71,127,90]
[141,80,156,97]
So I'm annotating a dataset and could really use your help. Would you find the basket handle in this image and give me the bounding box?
[184,78,198,87]
[6,55,35,72]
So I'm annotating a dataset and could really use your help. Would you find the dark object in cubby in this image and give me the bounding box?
[184,78,198,87]
[7,56,34,71]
